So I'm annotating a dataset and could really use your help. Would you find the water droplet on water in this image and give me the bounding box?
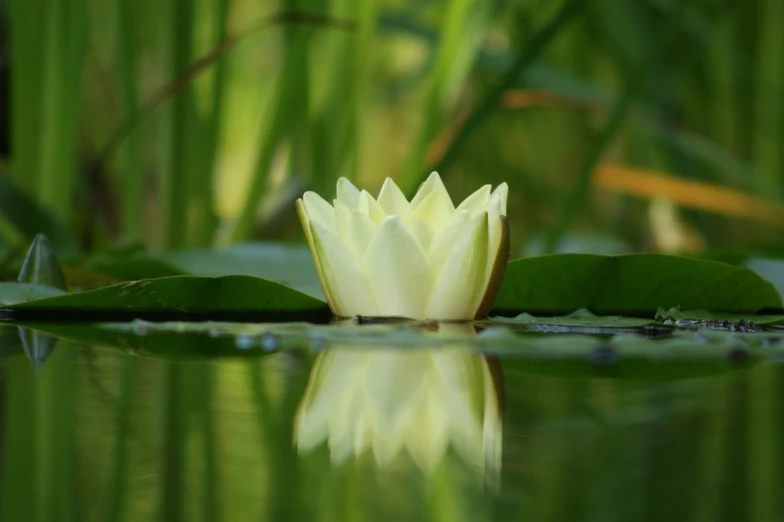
[587,345,618,366]
[260,332,279,351]
[235,335,255,350]
[133,323,150,336]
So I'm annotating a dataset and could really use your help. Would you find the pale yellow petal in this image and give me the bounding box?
[377,177,410,217]
[408,219,434,251]
[337,177,361,209]
[310,220,379,317]
[359,190,387,226]
[333,200,353,247]
[491,182,508,215]
[296,199,330,304]
[409,171,453,211]
[426,212,489,320]
[303,191,337,232]
[456,184,491,217]
[349,210,377,257]
[406,187,454,232]
[363,216,434,319]
[427,209,471,274]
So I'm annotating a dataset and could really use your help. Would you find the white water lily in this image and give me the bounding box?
[296,173,509,320]
[294,347,503,478]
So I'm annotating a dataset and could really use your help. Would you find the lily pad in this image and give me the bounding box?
[0,282,68,305]
[3,275,329,319]
[493,253,782,316]
[490,308,657,329]
[85,243,324,298]
[655,307,784,327]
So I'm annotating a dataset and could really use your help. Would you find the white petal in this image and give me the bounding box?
[303,191,337,232]
[337,177,361,209]
[310,220,379,317]
[377,178,410,218]
[349,210,377,257]
[334,200,353,247]
[363,216,434,319]
[334,200,377,258]
[406,187,454,232]
[409,172,452,211]
[358,190,387,226]
[456,184,491,217]
[428,210,471,274]
[491,183,508,215]
[297,199,329,302]
[486,211,503,281]
[408,219,434,252]
[426,212,489,320]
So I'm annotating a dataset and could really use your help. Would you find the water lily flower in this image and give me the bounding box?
[294,346,503,479]
[296,173,509,320]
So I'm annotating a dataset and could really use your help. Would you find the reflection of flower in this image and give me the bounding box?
[296,173,509,320]
[294,347,503,479]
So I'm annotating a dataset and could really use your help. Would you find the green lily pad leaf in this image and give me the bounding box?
[3,275,329,318]
[84,243,324,298]
[745,258,784,301]
[0,282,68,305]
[490,308,657,329]
[655,307,784,327]
[493,253,782,316]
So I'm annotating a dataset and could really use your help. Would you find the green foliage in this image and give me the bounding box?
[6,275,328,316]
[493,253,782,315]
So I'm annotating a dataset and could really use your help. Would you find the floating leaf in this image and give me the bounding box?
[491,308,656,329]
[83,242,324,298]
[655,307,784,327]
[4,275,329,320]
[0,282,68,305]
[493,254,782,316]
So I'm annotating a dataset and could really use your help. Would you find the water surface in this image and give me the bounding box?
[0,322,781,522]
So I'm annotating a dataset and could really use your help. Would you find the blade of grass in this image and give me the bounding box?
[422,0,586,197]
[8,0,43,196]
[159,0,194,250]
[116,0,144,242]
[397,0,482,195]
[38,0,87,221]
[542,0,694,253]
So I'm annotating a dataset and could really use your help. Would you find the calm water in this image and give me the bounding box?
[0,322,782,522]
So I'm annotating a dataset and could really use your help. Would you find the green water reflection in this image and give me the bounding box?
[0,324,782,521]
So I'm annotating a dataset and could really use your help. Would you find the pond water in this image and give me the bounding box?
[0,321,782,522]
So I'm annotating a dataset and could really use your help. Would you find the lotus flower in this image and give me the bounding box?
[294,346,503,478]
[296,173,509,320]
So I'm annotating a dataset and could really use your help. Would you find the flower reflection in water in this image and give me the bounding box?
[294,339,504,485]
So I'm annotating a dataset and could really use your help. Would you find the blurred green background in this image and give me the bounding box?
[0,0,782,264]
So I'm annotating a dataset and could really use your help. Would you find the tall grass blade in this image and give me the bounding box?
[424,0,586,196]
